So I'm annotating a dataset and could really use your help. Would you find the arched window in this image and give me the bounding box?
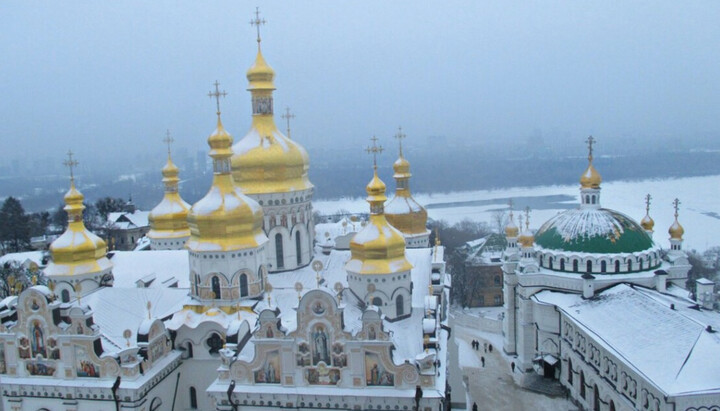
[207,333,223,355]
[614,260,620,273]
[560,259,565,271]
[189,386,198,409]
[194,274,199,296]
[585,195,590,204]
[186,341,193,358]
[372,297,382,307]
[240,274,248,297]
[211,276,221,299]
[296,231,302,266]
[593,384,600,411]
[275,233,284,269]
[573,260,579,272]
[627,259,633,272]
[567,358,573,385]
[494,276,501,285]
[609,400,616,411]
[548,256,554,270]
[580,370,586,398]
[639,259,644,270]
[61,289,70,303]
[601,261,606,273]
[586,260,593,273]
[396,295,404,316]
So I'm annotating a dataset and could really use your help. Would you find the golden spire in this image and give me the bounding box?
[396,126,406,158]
[365,136,386,213]
[149,130,191,243]
[505,199,519,237]
[281,106,295,139]
[63,149,78,183]
[640,193,655,232]
[386,128,428,236]
[580,136,602,189]
[62,150,83,222]
[518,207,534,248]
[208,80,227,119]
[669,198,684,240]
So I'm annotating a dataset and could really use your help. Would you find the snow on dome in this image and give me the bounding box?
[535,208,654,254]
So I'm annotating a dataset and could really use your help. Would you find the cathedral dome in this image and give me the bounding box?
[49,183,109,274]
[534,208,653,254]
[148,157,190,240]
[641,214,655,232]
[505,215,519,238]
[669,219,684,240]
[347,169,412,275]
[580,163,602,189]
[187,119,267,251]
[385,136,429,236]
[231,49,312,195]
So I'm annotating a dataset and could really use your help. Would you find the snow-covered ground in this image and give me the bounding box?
[314,174,720,252]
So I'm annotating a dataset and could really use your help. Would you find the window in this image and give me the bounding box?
[586,260,593,273]
[593,384,600,411]
[494,295,502,305]
[372,297,382,307]
[240,274,248,297]
[211,276,221,299]
[296,231,302,266]
[591,195,596,204]
[61,289,70,303]
[548,256,554,270]
[275,233,284,269]
[609,400,616,411]
[207,333,224,355]
[560,259,565,271]
[149,397,162,411]
[189,386,198,409]
[567,358,573,385]
[601,261,606,273]
[580,370,586,399]
[627,260,633,272]
[614,260,620,273]
[573,260,578,272]
[396,295,404,316]
[494,276,501,285]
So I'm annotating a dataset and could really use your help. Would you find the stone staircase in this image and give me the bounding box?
[521,373,567,397]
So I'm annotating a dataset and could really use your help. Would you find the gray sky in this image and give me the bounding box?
[2,1,720,173]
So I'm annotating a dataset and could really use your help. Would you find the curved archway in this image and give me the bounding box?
[614,260,620,273]
[61,289,70,303]
[275,233,284,269]
[600,261,607,273]
[573,259,579,272]
[396,294,404,316]
[586,260,593,273]
[211,276,221,299]
[239,273,248,297]
[560,258,565,271]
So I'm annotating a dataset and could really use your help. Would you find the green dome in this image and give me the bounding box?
[535,208,653,254]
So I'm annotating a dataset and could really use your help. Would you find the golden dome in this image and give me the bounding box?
[187,118,267,251]
[505,213,519,238]
[347,168,412,275]
[148,156,190,240]
[48,181,109,275]
[518,229,534,248]
[231,48,312,195]
[580,163,602,189]
[386,148,428,235]
[641,214,655,232]
[669,219,684,240]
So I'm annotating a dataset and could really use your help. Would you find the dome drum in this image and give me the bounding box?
[536,248,662,275]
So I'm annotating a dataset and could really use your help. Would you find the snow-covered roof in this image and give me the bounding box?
[109,250,190,288]
[107,210,150,228]
[0,251,45,268]
[534,284,720,395]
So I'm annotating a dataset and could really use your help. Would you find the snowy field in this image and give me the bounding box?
[314,174,720,252]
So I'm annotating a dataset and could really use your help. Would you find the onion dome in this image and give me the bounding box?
[148,152,190,241]
[669,198,684,240]
[47,180,110,276]
[517,213,534,248]
[187,114,267,251]
[231,43,312,195]
[580,136,602,189]
[385,130,429,235]
[347,165,412,275]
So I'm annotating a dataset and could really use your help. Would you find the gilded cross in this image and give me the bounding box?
[645,194,652,215]
[281,107,295,138]
[524,206,531,230]
[365,136,383,168]
[586,136,596,161]
[672,198,681,218]
[250,7,266,45]
[208,81,227,116]
[63,150,79,182]
[394,126,406,157]
[163,129,174,157]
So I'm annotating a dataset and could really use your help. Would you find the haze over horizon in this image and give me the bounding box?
[2,1,720,177]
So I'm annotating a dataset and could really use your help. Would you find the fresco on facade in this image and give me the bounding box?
[26,359,56,376]
[47,338,60,360]
[331,343,347,368]
[365,352,394,386]
[75,345,99,378]
[296,342,311,366]
[18,336,31,359]
[254,351,280,384]
[30,320,46,357]
[306,364,340,385]
[312,325,330,365]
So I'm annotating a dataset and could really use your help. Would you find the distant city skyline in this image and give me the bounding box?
[2,1,720,175]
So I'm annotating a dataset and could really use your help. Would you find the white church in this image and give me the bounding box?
[0,12,449,411]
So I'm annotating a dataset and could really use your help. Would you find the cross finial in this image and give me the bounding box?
[208,80,227,117]
[281,107,295,138]
[163,129,174,157]
[586,136,596,162]
[250,7,266,48]
[518,214,524,231]
[394,126,406,157]
[672,198,680,219]
[63,150,79,182]
[524,206,531,230]
[644,194,652,215]
[365,136,384,169]
[507,199,515,217]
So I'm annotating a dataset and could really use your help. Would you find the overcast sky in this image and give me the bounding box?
[1,1,719,172]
